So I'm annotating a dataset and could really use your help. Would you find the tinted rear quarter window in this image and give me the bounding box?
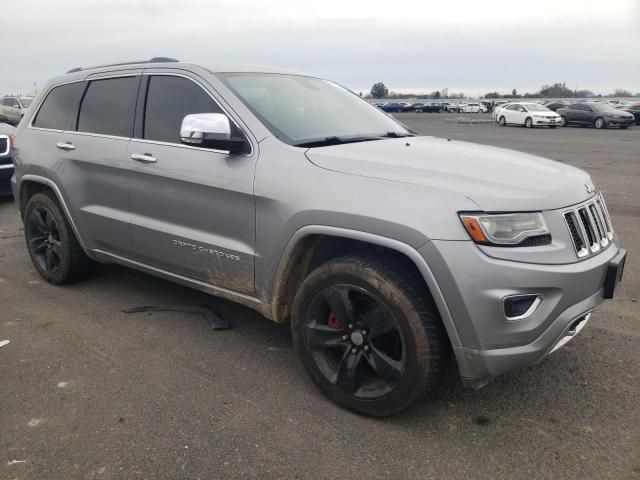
[78,76,139,137]
[143,76,222,144]
[33,82,86,130]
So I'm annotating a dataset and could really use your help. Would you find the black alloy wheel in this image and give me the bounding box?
[304,284,405,399]
[24,192,95,284]
[291,255,449,416]
[28,206,62,273]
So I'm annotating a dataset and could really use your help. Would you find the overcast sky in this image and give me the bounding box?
[2,0,639,96]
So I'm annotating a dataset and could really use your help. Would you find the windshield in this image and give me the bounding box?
[219,73,410,146]
[591,103,620,113]
[19,98,33,108]
[523,103,550,112]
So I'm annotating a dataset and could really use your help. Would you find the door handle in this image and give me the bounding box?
[56,142,75,151]
[131,153,157,163]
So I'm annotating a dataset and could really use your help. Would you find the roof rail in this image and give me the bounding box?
[66,57,180,74]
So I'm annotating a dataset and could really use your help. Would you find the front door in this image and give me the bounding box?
[126,73,256,294]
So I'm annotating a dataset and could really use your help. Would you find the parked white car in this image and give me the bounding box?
[0,96,34,125]
[460,103,487,113]
[496,102,561,128]
[492,102,513,121]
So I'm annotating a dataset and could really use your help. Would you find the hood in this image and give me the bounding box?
[610,110,634,118]
[532,111,560,117]
[305,136,593,211]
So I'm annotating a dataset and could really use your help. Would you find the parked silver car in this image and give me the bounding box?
[11,59,626,416]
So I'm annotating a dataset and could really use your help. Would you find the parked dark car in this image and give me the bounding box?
[420,102,443,113]
[379,102,414,113]
[623,103,640,125]
[544,101,568,112]
[556,102,635,129]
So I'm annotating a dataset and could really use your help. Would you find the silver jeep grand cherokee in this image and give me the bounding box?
[11,59,626,416]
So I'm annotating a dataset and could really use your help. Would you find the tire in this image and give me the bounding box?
[24,191,95,285]
[524,117,533,128]
[594,117,605,129]
[499,116,507,126]
[549,125,557,129]
[291,255,449,417]
[560,116,567,127]
[620,126,629,129]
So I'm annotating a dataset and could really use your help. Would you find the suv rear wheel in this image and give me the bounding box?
[24,192,95,284]
[291,255,449,417]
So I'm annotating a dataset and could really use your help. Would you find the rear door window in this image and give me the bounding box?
[143,75,223,144]
[32,82,86,131]
[78,76,140,137]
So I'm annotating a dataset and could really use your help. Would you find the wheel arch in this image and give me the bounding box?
[18,175,90,254]
[270,226,463,352]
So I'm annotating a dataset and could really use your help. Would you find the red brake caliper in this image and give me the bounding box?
[327,309,342,329]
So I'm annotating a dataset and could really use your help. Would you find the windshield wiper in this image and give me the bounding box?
[380,131,415,138]
[294,135,383,148]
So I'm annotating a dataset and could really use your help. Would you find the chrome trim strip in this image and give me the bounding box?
[549,313,591,354]
[503,294,543,321]
[598,197,614,240]
[27,71,255,156]
[583,207,601,253]
[27,78,87,130]
[0,164,14,170]
[563,193,614,259]
[89,249,270,319]
[92,249,262,303]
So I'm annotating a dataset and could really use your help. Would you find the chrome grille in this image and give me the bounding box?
[563,194,613,258]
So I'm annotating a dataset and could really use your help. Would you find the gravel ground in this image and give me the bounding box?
[1,114,639,479]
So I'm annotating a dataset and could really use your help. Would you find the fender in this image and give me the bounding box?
[18,174,91,255]
[271,225,463,351]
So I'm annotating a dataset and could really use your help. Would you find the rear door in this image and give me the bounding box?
[503,104,519,124]
[581,104,595,124]
[566,104,583,123]
[126,72,257,294]
[56,73,140,256]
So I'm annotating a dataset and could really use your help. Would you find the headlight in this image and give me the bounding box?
[459,212,550,246]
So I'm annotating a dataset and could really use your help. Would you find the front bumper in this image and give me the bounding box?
[419,239,622,387]
[533,117,560,125]
[605,117,634,127]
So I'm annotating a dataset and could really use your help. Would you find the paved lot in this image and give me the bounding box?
[1,114,639,479]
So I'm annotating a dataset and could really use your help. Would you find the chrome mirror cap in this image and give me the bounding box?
[180,113,231,145]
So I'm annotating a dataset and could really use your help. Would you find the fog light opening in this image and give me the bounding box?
[504,294,542,321]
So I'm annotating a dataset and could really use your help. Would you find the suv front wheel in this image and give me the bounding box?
[291,255,449,417]
[24,192,95,284]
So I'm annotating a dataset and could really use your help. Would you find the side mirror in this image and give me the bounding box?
[180,113,247,154]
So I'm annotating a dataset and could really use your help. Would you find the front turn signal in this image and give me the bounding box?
[460,216,488,243]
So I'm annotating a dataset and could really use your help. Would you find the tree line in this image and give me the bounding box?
[368,82,638,100]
